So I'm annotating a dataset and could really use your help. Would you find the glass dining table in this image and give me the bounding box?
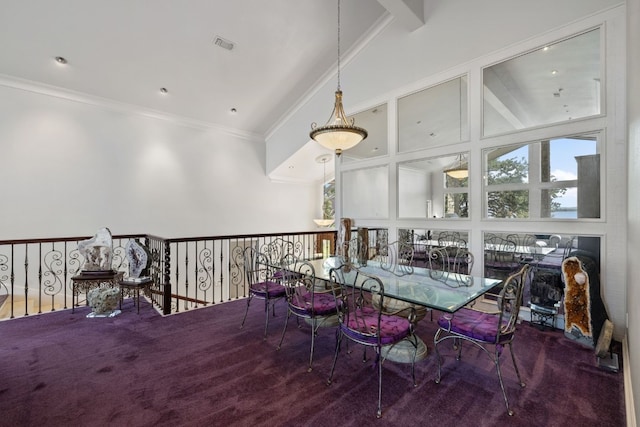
[306,257,502,313]
[293,257,502,363]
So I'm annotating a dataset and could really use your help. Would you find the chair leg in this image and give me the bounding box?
[433,328,445,384]
[509,343,526,388]
[493,349,513,416]
[276,309,291,350]
[508,342,526,388]
[308,318,316,372]
[327,328,342,385]
[240,295,252,329]
[263,299,271,340]
[376,347,383,418]
[408,334,418,387]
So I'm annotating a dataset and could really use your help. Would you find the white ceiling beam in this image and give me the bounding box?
[376,0,426,32]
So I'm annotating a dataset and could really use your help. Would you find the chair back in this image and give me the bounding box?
[562,235,579,259]
[495,264,530,340]
[280,258,317,311]
[243,247,274,288]
[437,231,467,248]
[329,263,415,346]
[261,238,301,266]
[375,241,414,276]
[484,234,518,265]
[428,246,474,287]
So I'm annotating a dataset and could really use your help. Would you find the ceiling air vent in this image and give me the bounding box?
[213,36,235,51]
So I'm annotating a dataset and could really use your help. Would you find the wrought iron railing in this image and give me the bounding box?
[0,230,362,319]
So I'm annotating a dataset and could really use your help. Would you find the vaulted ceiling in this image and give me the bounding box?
[0,0,422,137]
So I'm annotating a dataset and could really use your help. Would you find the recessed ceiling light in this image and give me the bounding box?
[55,56,67,64]
[160,88,168,94]
[213,36,235,51]
[230,108,237,114]
[551,70,558,75]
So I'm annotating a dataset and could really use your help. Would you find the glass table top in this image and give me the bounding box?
[305,257,501,313]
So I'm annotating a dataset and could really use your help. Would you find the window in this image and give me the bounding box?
[341,103,388,162]
[482,231,601,309]
[483,28,601,136]
[483,133,600,219]
[322,179,335,221]
[398,153,469,219]
[398,76,468,153]
[342,165,389,219]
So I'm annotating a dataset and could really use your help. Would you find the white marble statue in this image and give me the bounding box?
[78,227,114,271]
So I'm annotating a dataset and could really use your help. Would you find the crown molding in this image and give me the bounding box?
[0,73,263,142]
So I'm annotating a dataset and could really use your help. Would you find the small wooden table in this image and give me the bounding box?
[71,271,124,313]
[119,277,153,313]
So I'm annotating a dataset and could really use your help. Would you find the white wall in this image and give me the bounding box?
[0,83,316,239]
[398,166,428,218]
[627,0,640,422]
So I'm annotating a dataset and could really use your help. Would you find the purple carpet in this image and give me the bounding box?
[0,298,625,426]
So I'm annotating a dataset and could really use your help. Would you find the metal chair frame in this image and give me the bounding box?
[433,264,530,416]
[428,246,475,287]
[277,258,339,372]
[376,240,415,276]
[327,263,419,418]
[240,246,287,339]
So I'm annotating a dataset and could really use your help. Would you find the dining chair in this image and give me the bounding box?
[437,231,467,248]
[433,264,530,416]
[373,241,428,321]
[276,258,341,372]
[376,240,415,276]
[428,246,475,287]
[261,237,302,266]
[240,246,287,340]
[484,234,520,280]
[327,263,419,418]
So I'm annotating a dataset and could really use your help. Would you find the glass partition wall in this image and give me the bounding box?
[337,24,608,323]
[398,153,469,219]
[483,133,601,219]
[483,28,601,136]
[482,232,601,317]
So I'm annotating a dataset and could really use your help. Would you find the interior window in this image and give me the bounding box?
[483,28,601,136]
[482,232,601,312]
[342,165,389,219]
[398,153,469,219]
[322,178,335,221]
[398,228,470,267]
[398,76,468,153]
[341,103,388,162]
[483,133,600,219]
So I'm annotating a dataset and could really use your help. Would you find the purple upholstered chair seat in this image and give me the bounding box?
[437,307,512,344]
[251,280,286,298]
[343,306,411,345]
[290,291,340,316]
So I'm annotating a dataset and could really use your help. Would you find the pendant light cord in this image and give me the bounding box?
[337,0,341,91]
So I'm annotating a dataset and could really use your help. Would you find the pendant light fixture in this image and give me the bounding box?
[444,154,469,179]
[310,0,368,156]
[313,154,335,227]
